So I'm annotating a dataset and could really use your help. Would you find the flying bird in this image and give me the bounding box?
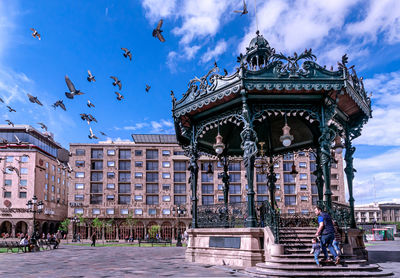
[152,19,166,42]
[38,122,47,131]
[65,75,84,99]
[6,166,20,177]
[223,69,228,76]
[5,120,14,127]
[87,100,95,108]
[88,127,98,139]
[145,84,151,92]
[115,92,124,101]
[110,76,122,90]
[0,137,8,144]
[27,93,43,106]
[234,0,248,15]
[6,106,16,112]
[100,131,107,136]
[52,100,66,111]
[121,48,132,61]
[0,97,4,103]
[88,114,97,123]
[30,28,41,40]
[14,135,22,145]
[87,70,96,82]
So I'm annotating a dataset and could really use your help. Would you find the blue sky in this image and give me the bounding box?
[1,0,400,204]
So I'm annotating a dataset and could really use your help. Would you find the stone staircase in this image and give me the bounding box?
[245,227,393,277]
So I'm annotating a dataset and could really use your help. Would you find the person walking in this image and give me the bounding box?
[310,237,322,267]
[91,231,97,247]
[56,230,62,248]
[314,206,340,265]
[333,221,342,255]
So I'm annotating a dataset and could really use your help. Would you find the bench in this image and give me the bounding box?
[38,240,52,250]
[138,238,172,247]
[3,241,24,253]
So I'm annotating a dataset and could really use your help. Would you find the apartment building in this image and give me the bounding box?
[355,203,382,223]
[68,134,345,240]
[0,125,69,237]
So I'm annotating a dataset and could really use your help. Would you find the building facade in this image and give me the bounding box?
[68,134,346,240]
[355,203,382,223]
[0,125,69,237]
[379,203,400,222]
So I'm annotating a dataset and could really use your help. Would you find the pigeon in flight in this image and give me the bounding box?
[88,114,97,123]
[0,97,4,103]
[234,0,248,15]
[152,19,166,42]
[65,75,84,99]
[52,100,66,111]
[87,100,95,108]
[30,28,41,40]
[6,165,20,177]
[145,84,151,92]
[100,131,107,136]
[121,48,132,61]
[0,137,8,144]
[88,127,98,139]
[224,69,228,76]
[38,122,47,131]
[14,134,22,145]
[115,92,124,101]
[110,76,122,90]
[87,70,96,82]
[27,93,43,106]
[6,120,14,127]
[6,106,16,112]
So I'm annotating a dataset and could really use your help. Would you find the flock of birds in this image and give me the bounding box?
[2,1,249,141]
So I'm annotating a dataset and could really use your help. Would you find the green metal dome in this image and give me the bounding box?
[247,30,270,52]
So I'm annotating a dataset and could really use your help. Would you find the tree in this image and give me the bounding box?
[91,217,103,245]
[59,218,70,243]
[77,214,86,244]
[149,225,160,240]
[125,213,137,243]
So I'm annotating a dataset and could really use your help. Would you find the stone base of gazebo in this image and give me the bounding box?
[185,228,265,267]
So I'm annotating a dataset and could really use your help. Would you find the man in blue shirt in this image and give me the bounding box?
[314,206,340,265]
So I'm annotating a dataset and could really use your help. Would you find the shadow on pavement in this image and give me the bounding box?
[368,251,400,263]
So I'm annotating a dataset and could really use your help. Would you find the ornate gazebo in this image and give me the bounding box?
[172,31,371,232]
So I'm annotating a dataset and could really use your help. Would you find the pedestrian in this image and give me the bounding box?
[56,230,62,247]
[310,237,322,267]
[314,206,340,265]
[184,230,188,242]
[77,233,81,242]
[91,231,97,247]
[333,221,342,255]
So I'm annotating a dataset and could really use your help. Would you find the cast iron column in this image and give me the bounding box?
[221,156,230,207]
[240,89,258,227]
[344,129,357,228]
[267,157,277,211]
[188,131,199,228]
[315,148,324,202]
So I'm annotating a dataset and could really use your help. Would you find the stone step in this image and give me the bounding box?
[285,248,315,254]
[279,234,317,238]
[280,227,317,230]
[258,263,380,272]
[244,267,394,277]
[280,238,315,243]
[267,258,367,265]
[272,254,356,259]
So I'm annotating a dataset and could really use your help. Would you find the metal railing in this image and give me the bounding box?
[197,202,247,228]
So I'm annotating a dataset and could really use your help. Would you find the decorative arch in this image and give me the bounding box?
[0,221,12,237]
[134,221,145,240]
[160,221,172,240]
[15,221,28,236]
[42,222,49,235]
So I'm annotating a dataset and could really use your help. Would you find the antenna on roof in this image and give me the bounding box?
[254,0,259,33]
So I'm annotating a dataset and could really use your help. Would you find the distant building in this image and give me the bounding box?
[0,125,69,237]
[355,203,381,223]
[379,203,400,222]
[68,134,346,240]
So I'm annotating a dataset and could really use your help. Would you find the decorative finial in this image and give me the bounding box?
[256,30,260,36]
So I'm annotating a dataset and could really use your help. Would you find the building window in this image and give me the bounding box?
[135,150,142,156]
[162,209,171,215]
[300,184,307,190]
[283,162,293,171]
[173,150,185,155]
[285,196,296,206]
[90,194,102,204]
[174,184,186,194]
[301,209,309,215]
[299,173,307,180]
[74,208,84,214]
[45,162,49,168]
[106,208,114,215]
[75,149,85,156]
[299,162,307,168]
[92,209,100,215]
[146,150,158,159]
[331,163,338,169]
[162,173,171,179]
[57,178,60,184]
[75,194,84,201]
[135,172,144,179]
[146,184,158,193]
[284,185,296,194]
[257,185,268,194]
[21,155,29,163]
[44,194,48,201]
[135,209,143,215]
[312,196,318,205]
[119,161,131,170]
[119,184,131,194]
[202,196,214,205]
[331,174,338,180]
[309,152,316,161]
[91,172,102,181]
[301,196,308,201]
[148,209,157,215]
[135,161,143,167]
[134,195,143,201]
[107,149,115,156]
[20,168,28,174]
[162,161,171,168]
[218,195,224,202]
[228,162,241,171]
[275,196,281,202]
[162,150,171,156]
[91,183,103,193]
[146,195,159,205]
[5,179,12,186]
[51,185,55,192]
[283,174,295,183]
[75,183,84,189]
[201,173,213,183]
[174,173,186,182]
[276,184,281,190]
[174,161,186,171]
[51,176,55,182]
[229,184,241,194]
[118,195,131,204]
[18,192,27,198]
[162,195,171,202]
[276,173,280,179]
[257,195,269,202]
[310,162,316,172]
[229,173,241,182]
[332,185,338,191]
[20,180,27,186]
[107,172,115,179]
[288,209,295,214]
[75,172,85,178]
[283,153,294,160]
[6,156,14,162]
[120,209,129,215]
[174,195,186,205]
[119,172,131,182]
[106,195,114,201]
[3,191,11,198]
[119,149,131,159]
[107,161,115,167]
[107,183,115,189]
[146,172,157,182]
[217,184,223,190]
[202,184,214,194]
[135,184,142,190]
[91,149,103,159]
[256,174,267,183]
[230,196,241,203]
[162,184,170,190]
[146,161,158,171]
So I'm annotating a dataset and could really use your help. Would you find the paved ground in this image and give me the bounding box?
[0,239,399,277]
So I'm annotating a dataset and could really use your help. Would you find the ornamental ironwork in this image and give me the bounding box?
[197,202,247,228]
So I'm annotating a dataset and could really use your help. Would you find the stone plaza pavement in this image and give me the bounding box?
[0,239,399,278]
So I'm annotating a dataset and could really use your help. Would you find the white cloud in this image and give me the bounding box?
[201,40,228,63]
[142,0,177,23]
[123,122,149,131]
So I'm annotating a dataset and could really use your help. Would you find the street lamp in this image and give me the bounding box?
[71,216,80,242]
[172,205,187,247]
[26,195,44,236]
[213,133,225,155]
